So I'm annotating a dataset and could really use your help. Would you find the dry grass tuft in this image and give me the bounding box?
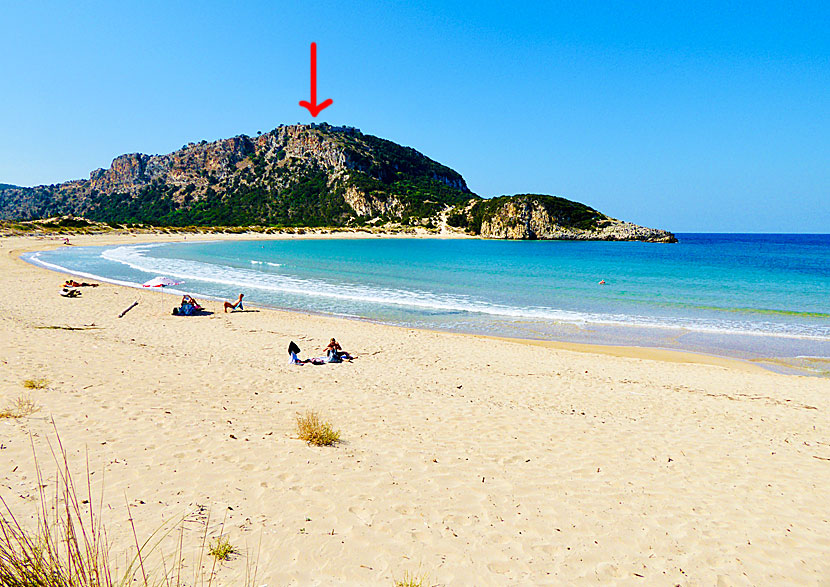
[0,395,40,419]
[0,432,116,586]
[296,410,341,446]
[394,570,429,587]
[22,377,49,390]
[208,535,236,561]
[0,427,260,586]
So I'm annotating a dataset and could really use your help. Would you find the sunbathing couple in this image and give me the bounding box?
[172,293,244,316]
[60,279,99,297]
[289,338,354,365]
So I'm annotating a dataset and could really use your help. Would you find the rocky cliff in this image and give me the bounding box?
[0,124,676,242]
[459,195,676,243]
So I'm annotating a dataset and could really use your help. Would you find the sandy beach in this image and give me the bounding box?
[2,233,829,585]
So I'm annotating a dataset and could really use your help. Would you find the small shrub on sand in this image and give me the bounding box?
[0,395,39,419]
[394,570,429,587]
[296,410,341,446]
[208,535,236,561]
[22,377,49,390]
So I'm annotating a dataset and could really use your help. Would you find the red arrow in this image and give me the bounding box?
[299,42,333,117]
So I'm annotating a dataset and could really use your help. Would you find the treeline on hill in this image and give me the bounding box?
[84,176,472,228]
[341,133,465,186]
[85,172,354,227]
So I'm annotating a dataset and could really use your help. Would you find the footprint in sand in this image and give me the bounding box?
[487,560,511,574]
[595,562,622,579]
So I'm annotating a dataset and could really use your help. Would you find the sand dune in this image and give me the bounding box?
[1,234,829,585]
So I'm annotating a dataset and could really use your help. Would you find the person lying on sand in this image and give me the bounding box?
[174,298,198,316]
[173,295,206,316]
[181,295,203,311]
[224,293,244,313]
[64,280,99,287]
[288,340,308,365]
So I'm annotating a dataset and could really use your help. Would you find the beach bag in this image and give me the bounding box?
[288,341,301,356]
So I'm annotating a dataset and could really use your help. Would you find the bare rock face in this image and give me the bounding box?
[268,126,350,169]
[88,136,255,195]
[479,198,554,239]
[340,183,403,217]
[477,195,677,243]
[89,154,149,192]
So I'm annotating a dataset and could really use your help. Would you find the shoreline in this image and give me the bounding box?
[11,231,774,376]
[2,232,830,584]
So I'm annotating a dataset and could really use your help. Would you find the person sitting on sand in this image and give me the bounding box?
[224,293,244,313]
[324,338,353,362]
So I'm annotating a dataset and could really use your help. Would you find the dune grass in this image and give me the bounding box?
[208,535,236,561]
[22,377,49,390]
[0,395,39,419]
[295,410,341,446]
[0,433,117,586]
[394,570,429,587]
[0,428,260,586]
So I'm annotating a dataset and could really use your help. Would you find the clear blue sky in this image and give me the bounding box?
[2,1,828,232]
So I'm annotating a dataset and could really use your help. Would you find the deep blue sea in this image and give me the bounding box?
[24,234,830,375]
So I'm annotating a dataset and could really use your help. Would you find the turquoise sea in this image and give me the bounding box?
[24,234,830,375]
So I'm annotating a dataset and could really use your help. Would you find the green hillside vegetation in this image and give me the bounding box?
[85,171,355,227]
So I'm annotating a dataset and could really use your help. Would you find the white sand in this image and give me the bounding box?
[1,233,829,585]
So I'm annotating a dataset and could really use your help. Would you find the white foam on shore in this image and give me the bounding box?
[28,252,147,289]
[87,244,830,341]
